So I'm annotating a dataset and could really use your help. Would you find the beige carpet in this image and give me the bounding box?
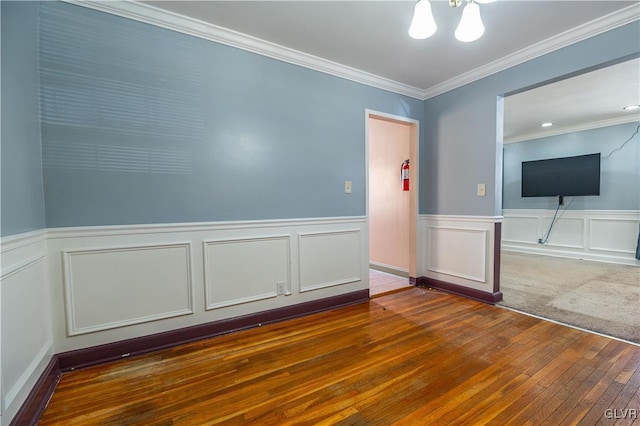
[499,251,640,344]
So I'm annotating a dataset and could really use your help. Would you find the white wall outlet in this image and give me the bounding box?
[344,180,352,194]
[477,183,486,197]
[277,281,285,295]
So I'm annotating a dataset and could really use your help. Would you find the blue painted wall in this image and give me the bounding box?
[422,21,640,216]
[1,2,46,237]
[38,2,423,228]
[3,1,639,233]
[503,122,640,210]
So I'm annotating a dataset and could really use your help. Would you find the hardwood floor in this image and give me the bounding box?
[39,288,640,425]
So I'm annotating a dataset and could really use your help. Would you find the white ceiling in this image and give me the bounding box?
[504,57,640,143]
[137,0,640,139]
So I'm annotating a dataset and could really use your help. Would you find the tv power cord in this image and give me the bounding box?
[538,196,575,244]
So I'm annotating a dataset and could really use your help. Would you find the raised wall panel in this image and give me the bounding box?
[299,230,361,292]
[542,216,584,248]
[502,216,539,244]
[427,226,487,283]
[63,243,193,335]
[502,210,640,265]
[590,218,639,254]
[0,230,52,416]
[1,257,50,409]
[204,236,290,310]
[46,217,367,354]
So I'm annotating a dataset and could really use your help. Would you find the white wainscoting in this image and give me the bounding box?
[46,217,368,353]
[502,209,640,265]
[419,215,501,292]
[63,243,194,336]
[204,235,290,310]
[0,230,53,420]
[298,230,362,292]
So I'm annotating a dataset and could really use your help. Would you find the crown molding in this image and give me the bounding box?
[504,115,640,144]
[423,4,640,100]
[62,0,425,100]
[63,1,638,102]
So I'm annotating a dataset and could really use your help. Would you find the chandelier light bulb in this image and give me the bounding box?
[455,1,485,42]
[408,0,437,40]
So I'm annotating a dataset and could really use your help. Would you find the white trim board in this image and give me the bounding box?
[0,229,47,254]
[64,1,640,101]
[425,5,640,99]
[419,214,503,223]
[46,216,367,239]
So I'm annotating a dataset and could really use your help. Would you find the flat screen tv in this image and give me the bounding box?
[522,153,601,198]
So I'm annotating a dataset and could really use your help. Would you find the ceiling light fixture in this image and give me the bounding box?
[623,105,640,111]
[454,1,485,42]
[408,0,437,39]
[541,122,553,128]
[409,0,491,43]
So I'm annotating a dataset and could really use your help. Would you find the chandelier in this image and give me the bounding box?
[409,0,495,43]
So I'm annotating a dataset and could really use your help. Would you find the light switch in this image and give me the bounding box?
[345,181,352,194]
[477,183,486,197]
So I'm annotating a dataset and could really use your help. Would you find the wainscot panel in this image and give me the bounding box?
[204,235,290,310]
[62,243,194,336]
[418,215,502,300]
[46,217,368,354]
[0,231,54,423]
[502,209,640,265]
[298,230,362,292]
[426,226,487,283]
[540,216,584,249]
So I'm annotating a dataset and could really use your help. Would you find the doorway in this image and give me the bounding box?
[366,111,419,296]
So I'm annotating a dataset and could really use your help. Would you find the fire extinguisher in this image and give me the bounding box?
[401,159,410,191]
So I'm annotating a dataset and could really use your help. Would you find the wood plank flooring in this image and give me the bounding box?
[39,288,640,425]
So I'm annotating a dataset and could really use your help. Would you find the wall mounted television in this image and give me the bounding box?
[521,153,601,198]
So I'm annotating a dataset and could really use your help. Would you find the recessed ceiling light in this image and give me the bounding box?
[623,105,639,111]
[541,122,553,127]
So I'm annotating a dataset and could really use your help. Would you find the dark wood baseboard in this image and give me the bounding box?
[12,289,369,426]
[416,277,503,304]
[9,356,61,426]
[58,289,370,371]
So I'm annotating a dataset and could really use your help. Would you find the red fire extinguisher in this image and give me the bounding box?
[401,159,410,191]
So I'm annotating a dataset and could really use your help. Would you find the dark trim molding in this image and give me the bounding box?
[493,222,502,295]
[9,356,61,426]
[58,289,370,371]
[12,290,369,426]
[416,277,503,305]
